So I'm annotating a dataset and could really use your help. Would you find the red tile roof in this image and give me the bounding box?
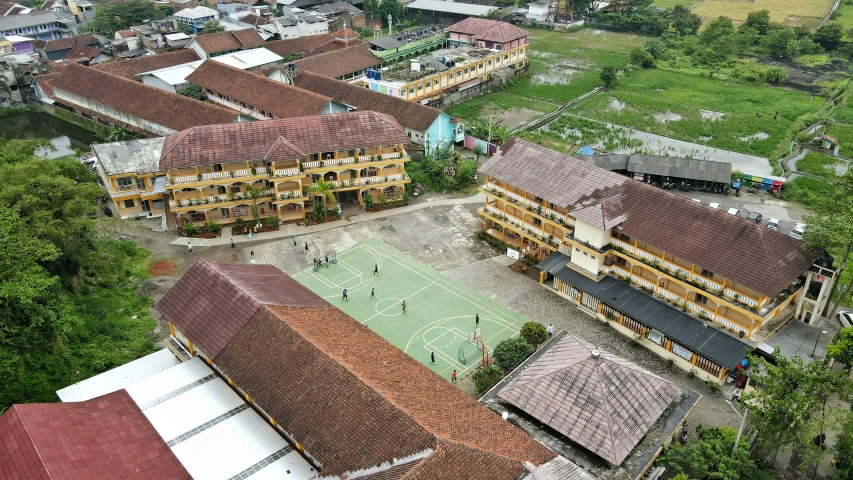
[116,29,135,38]
[239,13,270,25]
[49,62,237,133]
[159,110,409,169]
[0,390,191,480]
[155,260,327,358]
[156,261,558,478]
[191,29,265,55]
[292,70,442,132]
[41,33,98,52]
[95,49,201,80]
[482,138,817,296]
[498,334,683,465]
[63,44,100,62]
[293,42,379,79]
[184,60,333,119]
[264,32,335,56]
[446,17,529,44]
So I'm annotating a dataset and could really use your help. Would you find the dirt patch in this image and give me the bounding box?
[699,135,714,143]
[482,106,547,130]
[138,276,180,337]
[654,111,683,124]
[148,259,178,277]
[700,109,726,122]
[739,132,770,142]
[608,97,625,113]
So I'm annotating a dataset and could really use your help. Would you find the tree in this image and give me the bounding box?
[520,322,548,347]
[832,413,853,480]
[103,126,133,142]
[631,46,656,67]
[814,23,844,50]
[376,0,404,27]
[743,351,852,468]
[177,22,194,35]
[828,327,853,370]
[494,337,534,372]
[803,171,853,318]
[309,179,336,221]
[181,84,208,101]
[313,201,324,223]
[202,20,225,34]
[644,38,666,60]
[743,9,770,35]
[245,185,263,227]
[765,66,788,85]
[81,0,165,36]
[767,27,796,56]
[157,4,173,15]
[700,16,736,43]
[671,5,701,35]
[472,365,504,393]
[655,425,778,480]
[600,66,618,89]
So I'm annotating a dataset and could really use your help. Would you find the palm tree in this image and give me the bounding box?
[308,179,337,221]
[246,185,263,228]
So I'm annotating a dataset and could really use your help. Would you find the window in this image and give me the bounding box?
[433,79,439,86]
[456,71,461,78]
[463,67,468,74]
[310,153,319,161]
[123,199,135,208]
[532,217,541,226]
[409,87,414,94]
[671,342,693,361]
[417,84,423,91]
[701,268,714,278]
[647,329,663,345]
[694,293,708,305]
[495,43,502,50]
[487,60,492,67]
[615,256,627,267]
[136,178,146,190]
[478,63,483,69]
[116,177,133,189]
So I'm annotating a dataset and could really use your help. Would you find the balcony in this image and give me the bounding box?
[169,189,275,208]
[273,190,307,203]
[480,206,559,249]
[302,152,407,170]
[482,183,573,226]
[274,167,300,177]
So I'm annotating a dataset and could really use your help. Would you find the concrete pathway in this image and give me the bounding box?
[173,193,486,247]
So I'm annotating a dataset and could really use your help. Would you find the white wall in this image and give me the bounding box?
[141,74,178,93]
[574,218,610,249]
[571,247,602,274]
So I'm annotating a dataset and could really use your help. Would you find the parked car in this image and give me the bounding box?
[791,222,806,240]
[767,218,780,231]
[837,311,853,328]
[747,212,762,224]
[709,202,721,210]
[727,207,740,216]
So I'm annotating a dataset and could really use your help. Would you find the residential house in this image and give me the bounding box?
[269,11,328,40]
[114,29,141,53]
[526,0,550,21]
[314,1,364,29]
[0,1,33,16]
[284,69,464,152]
[152,259,566,479]
[93,137,169,221]
[217,0,251,15]
[446,16,529,50]
[38,0,68,14]
[6,33,34,52]
[170,0,201,13]
[35,32,97,60]
[138,47,284,93]
[477,137,817,382]
[159,111,411,228]
[66,0,96,23]
[63,43,100,64]
[164,32,190,47]
[131,19,181,49]
[34,62,241,136]
[0,51,49,102]
[263,30,334,56]
[185,59,349,120]
[184,28,264,58]
[172,5,219,33]
[0,10,74,42]
[95,48,201,79]
[405,0,500,24]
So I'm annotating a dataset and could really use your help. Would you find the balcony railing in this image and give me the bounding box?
[657,286,684,304]
[724,288,758,307]
[559,244,572,256]
[484,183,573,226]
[169,168,266,185]
[631,275,656,291]
[692,274,723,292]
[715,316,748,334]
[663,261,691,278]
[275,190,304,201]
[609,238,635,253]
[302,152,406,170]
[274,167,300,177]
[169,189,275,207]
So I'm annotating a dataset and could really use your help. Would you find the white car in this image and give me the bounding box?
[791,222,806,240]
[727,207,740,216]
[709,202,721,210]
[837,311,852,329]
[767,218,779,231]
[692,199,701,203]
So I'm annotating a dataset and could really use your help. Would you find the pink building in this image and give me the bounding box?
[445,17,528,51]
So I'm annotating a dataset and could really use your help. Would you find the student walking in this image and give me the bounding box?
[451,370,457,383]
[373,264,378,276]
[370,288,375,299]
[401,300,407,313]
[305,242,309,252]
[430,352,435,364]
[292,237,297,246]
[230,238,235,248]
[250,251,255,259]
[475,314,479,327]
[342,288,348,301]
[187,241,193,254]
[547,324,554,337]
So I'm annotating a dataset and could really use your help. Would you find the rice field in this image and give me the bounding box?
[795,151,845,177]
[691,0,835,28]
[827,123,853,158]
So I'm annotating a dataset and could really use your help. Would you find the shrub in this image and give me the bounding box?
[766,66,788,85]
[494,337,534,372]
[472,365,504,394]
[631,47,655,68]
[363,193,375,208]
[520,321,548,347]
[265,215,278,227]
[206,220,220,233]
[182,220,199,235]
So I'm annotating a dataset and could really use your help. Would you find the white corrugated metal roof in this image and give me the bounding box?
[56,349,181,402]
[174,5,219,19]
[140,60,202,86]
[126,358,316,480]
[212,47,282,69]
[406,0,496,16]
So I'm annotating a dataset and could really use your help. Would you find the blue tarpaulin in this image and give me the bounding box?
[577,146,595,156]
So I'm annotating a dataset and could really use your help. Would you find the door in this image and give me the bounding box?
[141,200,151,213]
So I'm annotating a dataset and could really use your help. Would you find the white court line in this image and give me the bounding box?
[362,281,436,324]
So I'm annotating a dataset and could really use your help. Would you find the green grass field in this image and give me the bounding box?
[827,123,853,157]
[292,239,527,379]
[796,150,842,177]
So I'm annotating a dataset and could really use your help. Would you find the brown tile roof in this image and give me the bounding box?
[42,33,98,52]
[480,137,816,296]
[0,390,192,480]
[116,29,135,38]
[50,62,237,133]
[498,334,682,465]
[63,44,100,61]
[293,42,379,79]
[95,49,201,80]
[192,29,265,55]
[239,13,270,25]
[292,70,442,132]
[157,261,558,478]
[159,110,409,169]
[155,260,327,357]
[571,193,625,230]
[529,456,597,480]
[446,17,529,44]
[264,32,335,56]
[185,60,332,119]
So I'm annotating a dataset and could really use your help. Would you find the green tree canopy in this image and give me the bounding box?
[202,20,225,34]
[743,9,770,35]
[671,5,701,35]
[494,337,534,372]
[377,0,404,27]
[520,321,548,347]
[600,65,618,89]
[472,365,503,393]
[81,0,165,37]
[181,84,208,101]
[828,327,853,370]
[814,23,844,50]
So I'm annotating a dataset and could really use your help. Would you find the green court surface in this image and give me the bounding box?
[292,239,527,379]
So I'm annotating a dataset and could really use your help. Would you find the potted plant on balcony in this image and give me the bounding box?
[197,174,203,181]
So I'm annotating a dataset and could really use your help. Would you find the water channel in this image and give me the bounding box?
[0,111,99,158]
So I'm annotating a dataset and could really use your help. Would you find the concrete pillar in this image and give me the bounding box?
[794,271,813,319]
[539,270,545,284]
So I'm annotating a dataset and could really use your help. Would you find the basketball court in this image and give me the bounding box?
[292,239,527,379]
